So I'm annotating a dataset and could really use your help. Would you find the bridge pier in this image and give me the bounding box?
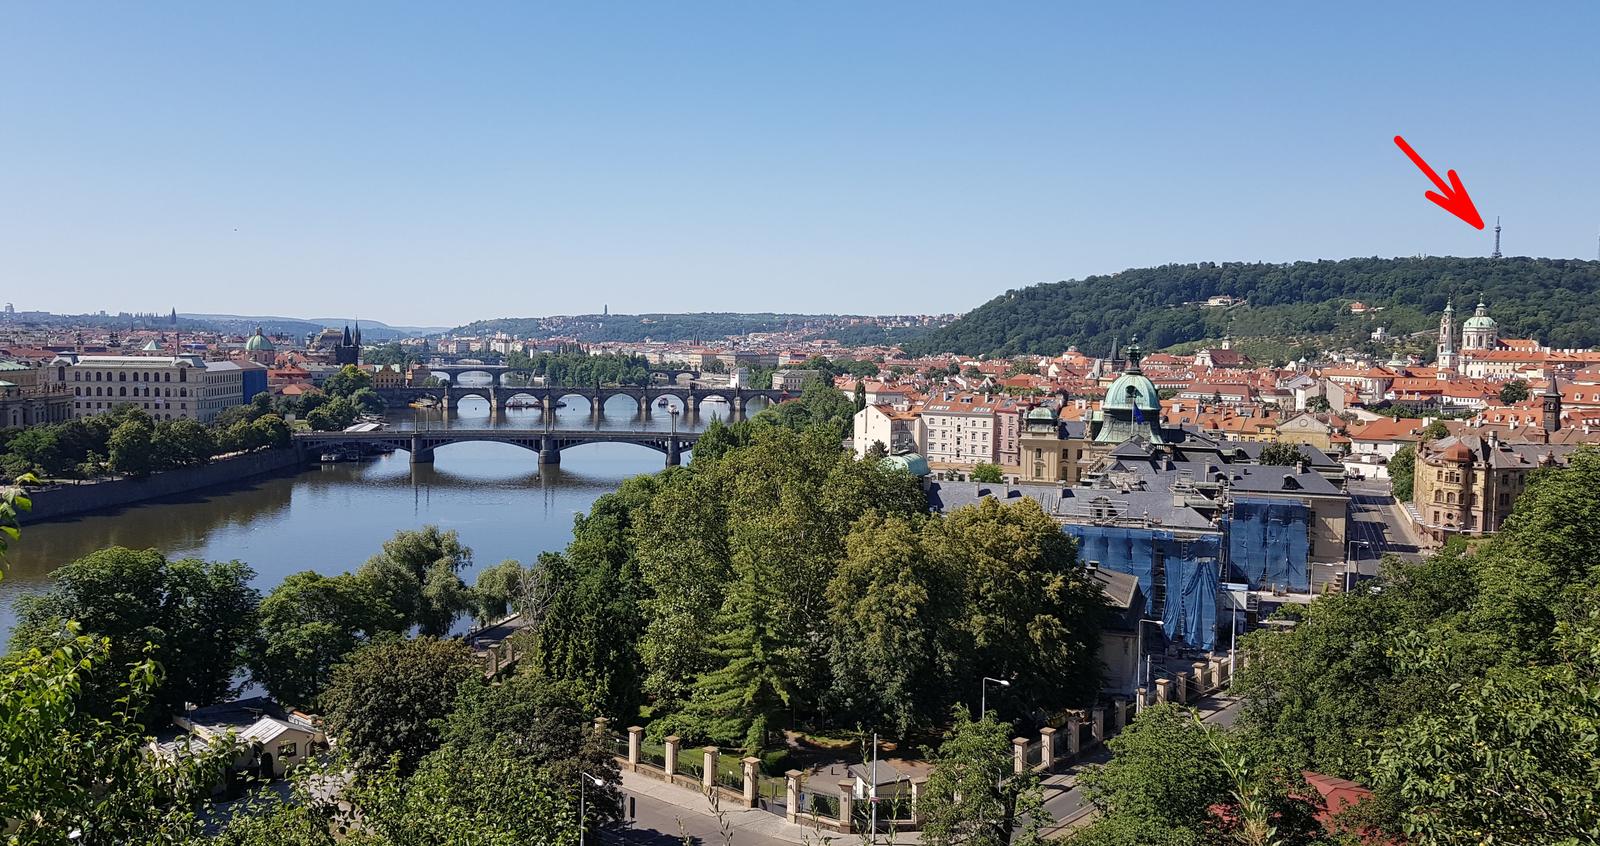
[539,447,561,466]
[666,439,683,466]
[410,436,434,465]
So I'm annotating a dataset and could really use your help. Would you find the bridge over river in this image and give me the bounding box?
[294,427,700,466]
[375,384,793,419]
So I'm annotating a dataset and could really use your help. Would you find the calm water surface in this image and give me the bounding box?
[0,394,754,639]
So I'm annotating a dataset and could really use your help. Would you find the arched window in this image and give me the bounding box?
[1445,491,1455,504]
[119,387,126,397]
[1434,490,1443,503]
[119,372,126,382]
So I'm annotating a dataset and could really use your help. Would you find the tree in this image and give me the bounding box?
[1257,441,1303,467]
[854,379,867,411]
[348,387,386,416]
[971,462,1004,483]
[1372,593,1600,844]
[151,418,216,469]
[107,416,156,476]
[249,570,394,709]
[357,525,474,636]
[1498,378,1530,405]
[1305,395,1332,413]
[305,395,358,432]
[1070,704,1228,845]
[471,558,532,624]
[928,497,1107,715]
[919,708,1051,846]
[441,673,623,826]
[674,514,807,754]
[1388,444,1415,501]
[1420,419,1449,442]
[0,475,32,561]
[320,636,478,774]
[826,512,958,737]
[322,364,374,398]
[1,628,230,844]
[9,547,260,717]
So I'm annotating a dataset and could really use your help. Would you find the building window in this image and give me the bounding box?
[278,741,297,759]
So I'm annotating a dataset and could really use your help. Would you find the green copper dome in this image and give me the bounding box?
[1462,301,1497,330]
[245,328,276,352]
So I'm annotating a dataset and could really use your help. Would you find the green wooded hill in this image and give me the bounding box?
[904,256,1600,358]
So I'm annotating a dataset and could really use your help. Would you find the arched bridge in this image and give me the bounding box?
[425,363,702,386]
[376,384,794,420]
[293,428,700,467]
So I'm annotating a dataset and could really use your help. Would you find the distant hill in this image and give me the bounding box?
[903,257,1600,359]
[180,313,449,341]
[451,312,841,343]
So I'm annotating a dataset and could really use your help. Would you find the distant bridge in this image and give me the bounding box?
[293,427,700,466]
[423,364,701,386]
[375,384,794,420]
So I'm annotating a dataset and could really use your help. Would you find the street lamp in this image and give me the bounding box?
[980,676,1009,719]
[578,771,605,846]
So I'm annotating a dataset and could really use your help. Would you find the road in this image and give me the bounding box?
[1344,479,1425,577]
[1037,694,1242,837]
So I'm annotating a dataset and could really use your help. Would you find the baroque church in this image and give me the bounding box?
[1435,297,1500,374]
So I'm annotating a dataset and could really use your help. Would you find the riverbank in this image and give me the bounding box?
[18,447,306,524]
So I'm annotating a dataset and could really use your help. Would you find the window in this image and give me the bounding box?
[119,372,126,381]
[278,741,297,759]
[1433,490,1443,503]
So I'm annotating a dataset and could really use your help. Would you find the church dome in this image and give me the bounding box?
[1026,405,1058,422]
[245,328,276,352]
[1462,306,1497,330]
[1103,371,1162,413]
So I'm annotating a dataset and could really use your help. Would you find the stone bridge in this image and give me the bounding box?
[294,427,700,466]
[424,364,700,386]
[375,384,794,421]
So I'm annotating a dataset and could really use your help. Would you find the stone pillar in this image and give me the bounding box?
[1012,737,1028,774]
[837,780,855,830]
[594,716,609,735]
[1091,707,1105,746]
[663,735,680,778]
[1218,657,1231,688]
[1039,726,1058,767]
[539,441,561,465]
[1112,698,1128,732]
[910,777,926,825]
[784,770,802,824]
[1193,661,1209,696]
[741,756,760,808]
[1175,671,1189,704]
[1155,678,1171,704]
[1135,687,1147,714]
[627,726,643,769]
[1208,659,1222,691]
[702,746,718,791]
[1066,711,1082,759]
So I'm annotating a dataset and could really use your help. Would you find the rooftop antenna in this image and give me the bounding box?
[1491,216,1502,259]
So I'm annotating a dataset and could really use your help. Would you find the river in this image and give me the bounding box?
[0,392,756,640]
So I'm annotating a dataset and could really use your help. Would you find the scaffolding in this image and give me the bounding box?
[1069,525,1220,651]
[1224,497,1311,593]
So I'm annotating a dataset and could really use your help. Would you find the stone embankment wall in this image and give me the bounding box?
[18,446,306,524]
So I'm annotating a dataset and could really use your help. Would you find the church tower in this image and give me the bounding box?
[1544,375,1562,435]
[1436,299,1458,372]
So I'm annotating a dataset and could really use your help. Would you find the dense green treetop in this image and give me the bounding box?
[907,257,1600,357]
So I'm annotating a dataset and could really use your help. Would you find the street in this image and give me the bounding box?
[602,695,1246,845]
[1344,479,1425,577]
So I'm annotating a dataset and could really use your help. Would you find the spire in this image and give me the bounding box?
[1544,373,1562,435]
[1491,217,1503,259]
[341,325,352,346]
[1125,335,1143,373]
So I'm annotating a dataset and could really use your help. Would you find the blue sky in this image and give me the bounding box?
[2,2,1597,326]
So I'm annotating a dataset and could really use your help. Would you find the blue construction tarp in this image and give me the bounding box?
[1066,526,1219,651]
[1225,498,1311,592]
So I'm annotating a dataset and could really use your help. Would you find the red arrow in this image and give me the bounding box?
[1393,135,1484,230]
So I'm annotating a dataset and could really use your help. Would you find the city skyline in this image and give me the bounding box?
[4,2,1599,325]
